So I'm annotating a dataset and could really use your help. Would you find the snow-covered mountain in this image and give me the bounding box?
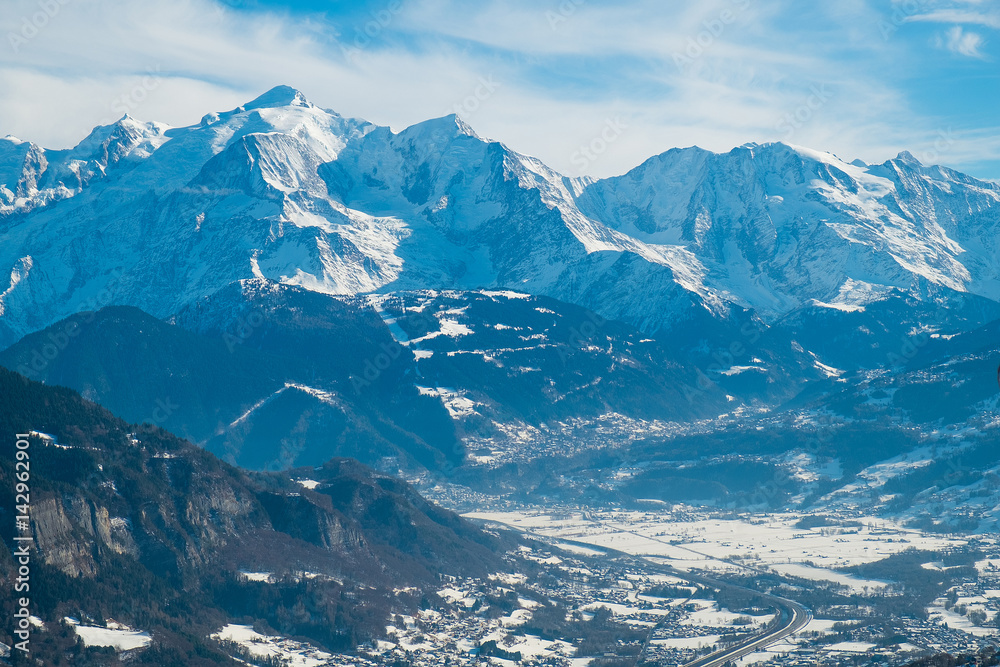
[2,85,999,354]
[575,144,1000,317]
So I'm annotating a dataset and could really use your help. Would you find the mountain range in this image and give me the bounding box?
[2,85,999,354]
[1,85,999,511]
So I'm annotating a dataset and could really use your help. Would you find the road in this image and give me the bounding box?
[519,520,814,667]
[673,569,811,667]
[478,517,813,667]
[591,522,814,666]
[602,555,811,667]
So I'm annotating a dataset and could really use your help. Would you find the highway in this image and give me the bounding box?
[478,517,814,667]
[528,522,814,667]
[602,555,812,667]
[588,522,814,666]
[673,570,812,667]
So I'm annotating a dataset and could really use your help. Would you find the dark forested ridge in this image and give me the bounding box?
[0,365,508,665]
[0,289,460,472]
[0,282,732,477]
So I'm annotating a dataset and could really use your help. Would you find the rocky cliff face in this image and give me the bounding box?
[29,495,135,578]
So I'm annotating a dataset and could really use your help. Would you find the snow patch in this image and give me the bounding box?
[72,623,151,651]
[213,624,333,667]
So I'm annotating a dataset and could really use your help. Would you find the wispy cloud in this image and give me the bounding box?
[907,8,1000,30]
[937,25,987,57]
[0,0,997,179]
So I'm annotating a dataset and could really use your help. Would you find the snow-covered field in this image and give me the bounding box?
[466,509,966,572]
[768,563,888,594]
[679,600,773,627]
[213,624,333,667]
[65,618,151,651]
[926,592,999,638]
[653,635,722,649]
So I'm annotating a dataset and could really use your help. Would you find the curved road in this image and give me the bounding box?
[517,527,814,667]
[588,520,814,666]
[599,553,811,667]
[608,547,813,666]
[675,572,811,667]
[479,518,813,667]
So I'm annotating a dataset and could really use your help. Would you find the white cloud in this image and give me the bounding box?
[937,25,987,57]
[908,8,1000,30]
[0,0,995,179]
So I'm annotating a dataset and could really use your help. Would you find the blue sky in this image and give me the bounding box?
[0,0,997,179]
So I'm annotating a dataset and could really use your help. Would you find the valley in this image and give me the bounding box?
[7,309,999,666]
[464,505,997,666]
[182,498,1000,667]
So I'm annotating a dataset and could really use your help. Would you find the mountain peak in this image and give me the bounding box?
[400,113,481,144]
[450,114,479,138]
[733,141,806,159]
[894,150,922,166]
[244,85,312,111]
